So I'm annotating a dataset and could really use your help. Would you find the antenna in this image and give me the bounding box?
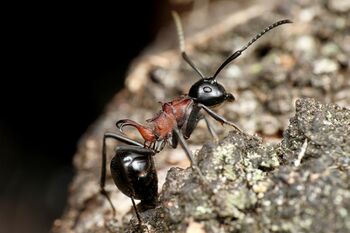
[172,11,205,79]
[212,19,292,79]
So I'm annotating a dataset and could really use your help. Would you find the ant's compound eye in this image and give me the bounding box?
[203,86,212,93]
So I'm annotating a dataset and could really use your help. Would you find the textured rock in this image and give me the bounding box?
[122,98,350,233]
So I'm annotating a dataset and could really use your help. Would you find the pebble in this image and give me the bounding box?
[313,58,339,74]
[321,43,340,57]
[224,64,242,79]
[311,74,332,90]
[295,35,317,57]
[299,8,317,22]
[328,0,350,13]
[259,114,280,135]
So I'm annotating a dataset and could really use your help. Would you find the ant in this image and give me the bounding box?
[100,11,291,226]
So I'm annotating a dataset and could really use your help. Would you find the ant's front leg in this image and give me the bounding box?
[183,104,219,142]
[198,103,242,132]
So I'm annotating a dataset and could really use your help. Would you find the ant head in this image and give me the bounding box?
[189,77,234,107]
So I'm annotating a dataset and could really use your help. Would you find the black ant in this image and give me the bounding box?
[100,11,291,226]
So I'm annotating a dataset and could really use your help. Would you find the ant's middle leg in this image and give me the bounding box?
[172,128,208,185]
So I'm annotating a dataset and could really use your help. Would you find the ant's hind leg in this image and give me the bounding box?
[130,197,143,225]
[100,132,145,217]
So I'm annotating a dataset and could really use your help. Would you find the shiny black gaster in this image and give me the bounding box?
[100,132,159,225]
[111,146,158,207]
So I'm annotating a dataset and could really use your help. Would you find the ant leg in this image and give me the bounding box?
[203,115,219,142]
[170,132,179,149]
[172,128,207,183]
[100,132,145,217]
[157,140,166,152]
[198,104,242,132]
[172,128,195,165]
[109,146,157,227]
[183,105,218,141]
[183,104,201,139]
[116,119,156,143]
[130,197,142,225]
[100,189,116,218]
[104,132,144,147]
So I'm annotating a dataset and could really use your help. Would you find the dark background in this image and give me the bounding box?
[0,1,174,233]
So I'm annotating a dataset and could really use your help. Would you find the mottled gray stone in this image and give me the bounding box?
[122,98,350,233]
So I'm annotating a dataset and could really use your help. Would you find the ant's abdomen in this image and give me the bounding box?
[110,146,158,203]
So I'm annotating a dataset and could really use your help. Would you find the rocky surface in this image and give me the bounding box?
[122,98,350,233]
[51,0,350,232]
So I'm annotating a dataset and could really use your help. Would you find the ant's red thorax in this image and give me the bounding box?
[146,96,193,141]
